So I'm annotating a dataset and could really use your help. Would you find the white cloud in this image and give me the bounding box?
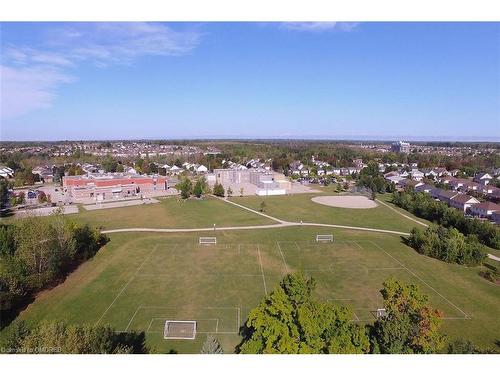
[0,65,75,119]
[1,22,202,120]
[281,22,359,32]
[48,22,201,66]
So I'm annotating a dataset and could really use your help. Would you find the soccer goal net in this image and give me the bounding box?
[375,308,387,318]
[316,234,334,242]
[199,237,217,245]
[164,320,197,340]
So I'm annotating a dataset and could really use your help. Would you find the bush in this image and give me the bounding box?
[213,183,225,197]
[407,225,486,266]
[0,214,108,321]
[393,191,500,249]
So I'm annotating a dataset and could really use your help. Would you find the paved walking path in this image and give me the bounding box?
[488,254,500,262]
[100,195,499,262]
[376,198,428,227]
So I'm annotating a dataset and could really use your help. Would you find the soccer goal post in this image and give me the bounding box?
[199,237,217,245]
[376,308,387,318]
[316,234,334,242]
[164,320,197,340]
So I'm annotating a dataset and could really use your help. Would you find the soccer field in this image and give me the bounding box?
[7,226,499,353]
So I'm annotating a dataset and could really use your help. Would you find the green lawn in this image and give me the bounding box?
[4,226,498,353]
[68,196,275,229]
[230,193,419,233]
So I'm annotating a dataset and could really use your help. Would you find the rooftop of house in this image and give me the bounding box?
[472,201,500,211]
[449,194,479,204]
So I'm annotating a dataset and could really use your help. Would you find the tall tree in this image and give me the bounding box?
[371,278,445,354]
[238,273,370,354]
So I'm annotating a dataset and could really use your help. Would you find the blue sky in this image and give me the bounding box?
[0,22,499,141]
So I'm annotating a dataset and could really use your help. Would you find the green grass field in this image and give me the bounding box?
[4,224,498,353]
[230,192,420,233]
[69,195,275,229]
[1,191,499,353]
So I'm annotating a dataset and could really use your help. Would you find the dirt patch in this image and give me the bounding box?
[311,195,378,209]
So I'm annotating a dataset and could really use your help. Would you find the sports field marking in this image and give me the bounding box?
[136,273,263,277]
[294,241,301,252]
[351,311,361,322]
[364,240,471,320]
[147,318,219,334]
[276,241,290,274]
[366,267,406,271]
[257,245,268,295]
[126,306,240,333]
[95,245,158,326]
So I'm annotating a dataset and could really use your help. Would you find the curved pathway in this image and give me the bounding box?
[375,198,428,227]
[100,195,499,262]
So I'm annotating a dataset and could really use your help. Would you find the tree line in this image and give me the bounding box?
[237,273,453,354]
[392,190,500,249]
[0,212,108,325]
[1,320,148,354]
[406,226,486,266]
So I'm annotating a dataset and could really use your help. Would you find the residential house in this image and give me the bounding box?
[399,179,424,190]
[437,190,460,204]
[440,176,456,185]
[448,194,480,213]
[414,184,435,194]
[410,169,424,181]
[492,211,500,224]
[473,172,492,185]
[470,201,500,219]
[0,166,14,178]
[449,178,469,191]
[196,165,208,173]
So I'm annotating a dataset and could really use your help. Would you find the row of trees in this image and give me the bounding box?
[392,190,500,249]
[175,177,211,199]
[406,226,486,266]
[175,178,239,199]
[0,212,108,324]
[1,320,148,354]
[237,273,445,354]
[357,162,396,194]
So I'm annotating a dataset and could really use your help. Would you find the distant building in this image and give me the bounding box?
[391,141,410,154]
[63,173,168,200]
[213,169,286,196]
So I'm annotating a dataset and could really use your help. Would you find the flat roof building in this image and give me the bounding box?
[391,141,411,154]
[63,173,168,201]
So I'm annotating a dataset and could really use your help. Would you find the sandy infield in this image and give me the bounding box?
[311,195,378,209]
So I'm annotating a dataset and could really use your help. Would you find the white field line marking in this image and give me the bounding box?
[294,241,301,252]
[367,240,470,319]
[145,330,238,334]
[276,241,289,274]
[136,273,263,277]
[376,198,428,227]
[257,245,268,295]
[366,267,406,271]
[146,318,155,333]
[237,307,241,333]
[125,306,141,331]
[352,311,361,322]
[95,245,157,326]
